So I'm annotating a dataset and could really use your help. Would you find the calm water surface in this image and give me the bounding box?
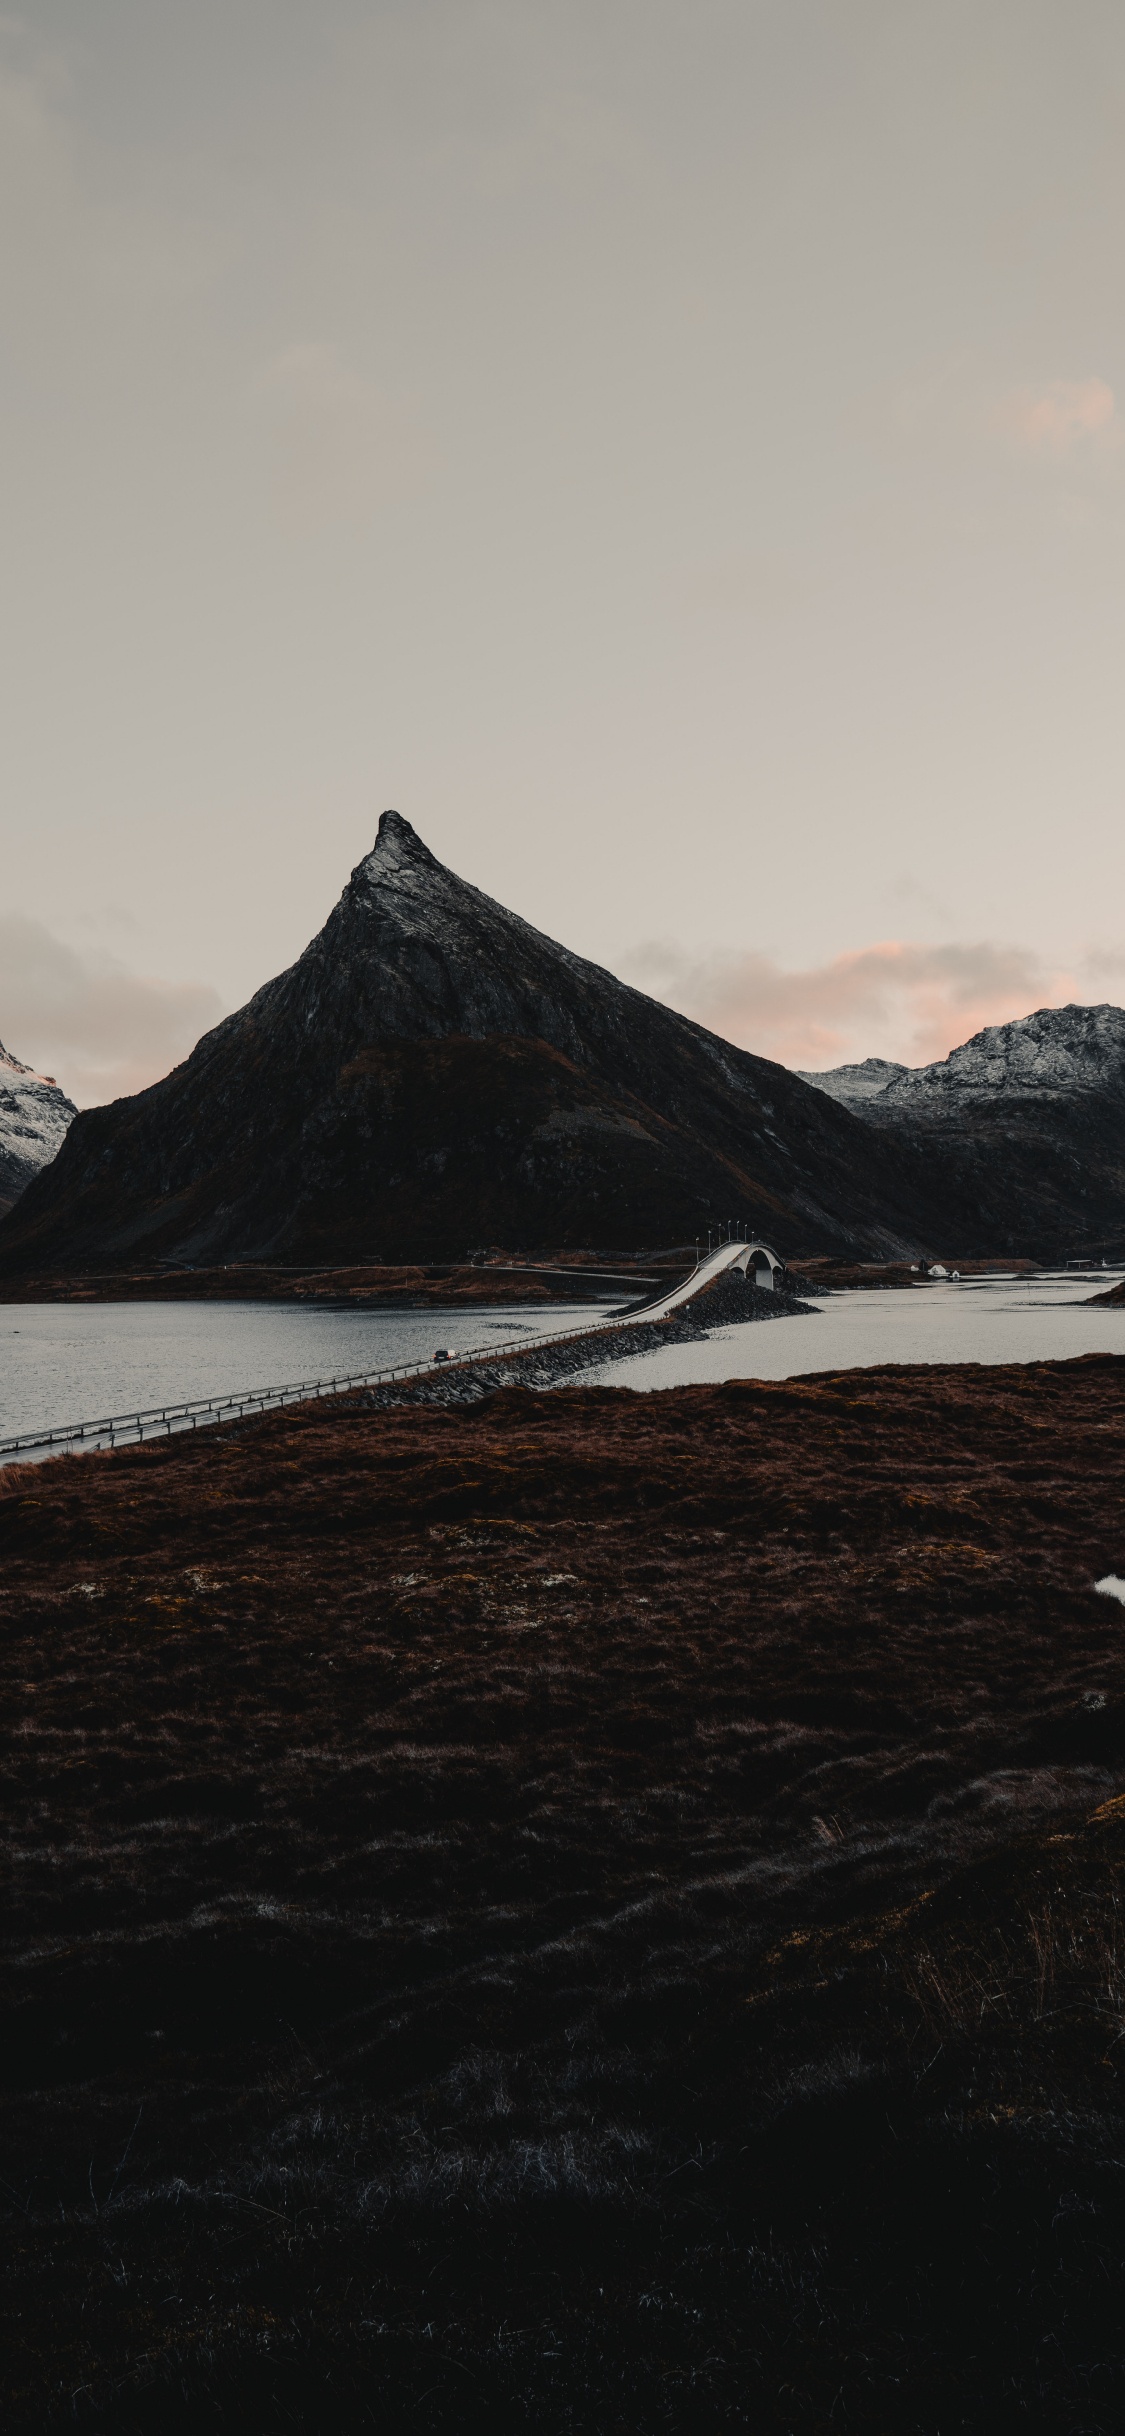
[0,1300,594,1441]
[3,1275,1122,1443]
[584,1271,1125,1391]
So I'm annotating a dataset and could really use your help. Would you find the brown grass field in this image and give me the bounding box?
[4,1356,1125,2430]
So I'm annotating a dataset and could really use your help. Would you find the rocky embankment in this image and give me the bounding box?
[361,1270,818,1409]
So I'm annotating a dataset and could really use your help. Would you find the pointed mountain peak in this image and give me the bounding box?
[364,809,444,877]
[339,811,451,914]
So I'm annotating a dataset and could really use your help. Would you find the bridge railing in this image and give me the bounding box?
[0,1303,651,1468]
[0,1241,766,1470]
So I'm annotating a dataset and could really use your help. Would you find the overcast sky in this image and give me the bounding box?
[3,0,1125,1102]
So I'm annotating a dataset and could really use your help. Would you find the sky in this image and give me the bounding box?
[2,0,1125,1104]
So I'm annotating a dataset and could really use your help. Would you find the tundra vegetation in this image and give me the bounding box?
[4,1355,1125,2429]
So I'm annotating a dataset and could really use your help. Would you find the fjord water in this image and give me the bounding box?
[0,1299,594,1443]
[2,1276,1122,1445]
[583,1270,1125,1391]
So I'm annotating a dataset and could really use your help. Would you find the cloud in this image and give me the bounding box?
[621,937,1081,1071]
[0,913,226,1108]
[1003,377,1117,456]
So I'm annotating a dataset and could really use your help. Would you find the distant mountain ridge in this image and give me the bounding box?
[800,1005,1125,1116]
[799,1005,1125,1258]
[0,1040,76,1215]
[0,813,959,1273]
[797,1054,909,1109]
[6,845,1123,1272]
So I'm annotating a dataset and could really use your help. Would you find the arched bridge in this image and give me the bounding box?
[0,1237,791,1472]
[628,1236,786,1321]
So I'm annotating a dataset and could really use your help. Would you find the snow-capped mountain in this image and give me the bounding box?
[800,1005,1125,1119]
[797,1055,909,1109]
[0,1040,76,1212]
[798,1005,1125,1259]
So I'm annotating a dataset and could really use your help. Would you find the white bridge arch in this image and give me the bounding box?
[728,1241,784,1290]
[628,1237,786,1322]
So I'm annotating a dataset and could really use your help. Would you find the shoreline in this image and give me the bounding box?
[0,1272,817,1465]
[358,1272,819,1409]
[0,1256,685,1308]
[1,1250,1080,1306]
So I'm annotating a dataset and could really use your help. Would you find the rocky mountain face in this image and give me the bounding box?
[801,1005,1125,1257]
[0,814,958,1273]
[0,1041,76,1216]
[796,1054,908,1107]
[802,1005,1125,1116]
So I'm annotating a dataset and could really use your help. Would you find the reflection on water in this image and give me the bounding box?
[0,1300,594,1441]
[582,1272,1125,1392]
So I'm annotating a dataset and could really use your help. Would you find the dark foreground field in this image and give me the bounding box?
[4,1359,1125,2431]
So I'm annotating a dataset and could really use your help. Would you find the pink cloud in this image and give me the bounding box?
[0,911,226,1107]
[1004,376,1116,454]
[622,937,1079,1072]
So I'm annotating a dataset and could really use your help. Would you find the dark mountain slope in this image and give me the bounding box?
[801,1006,1125,1260]
[0,815,952,1271]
